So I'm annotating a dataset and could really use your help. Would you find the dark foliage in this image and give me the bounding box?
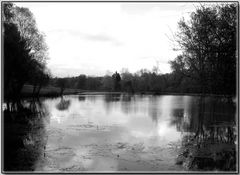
[3,100,48,171]
[170,4,237,95]
[3,2,50,100]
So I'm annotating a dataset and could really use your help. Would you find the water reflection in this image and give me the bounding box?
[173,96,236,171]
[148,96,161,124]
[56,97,71,111]
[104,94,121,102]
[3,95,236,172]
[120,94,134,114]
[78,96,86,101]
[4,99,49,171]
[170,108,184,131]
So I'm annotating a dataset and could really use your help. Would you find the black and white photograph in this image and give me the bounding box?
[1,1,239,173]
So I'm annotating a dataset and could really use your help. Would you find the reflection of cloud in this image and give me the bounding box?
[157,121,181,142]
[45,98,72,124]
[91,157,118,171]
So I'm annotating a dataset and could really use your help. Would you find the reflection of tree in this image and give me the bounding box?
[121,94,132,102]
[148,96,160,124]
[78,95,86,101]
[176,96,236,171]
[87,95,97,102]
[120,94,133,114]
[194,96,205,139]
[56,97,71,111]
[104,94,121,103]
[103,94,121,114]
[170,108,184,131]
[4,99,49,171]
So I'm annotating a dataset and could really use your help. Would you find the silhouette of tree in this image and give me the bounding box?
[14,6,48,65]
[28,60,50,96]
[4,22,31,99]
[3,2,14,23]
[112,71,121,91]
[120,68,134,93]
[170,4,237,95]
[102,75,113,91]
[76,74,87,89]
[3,2,50,99]
[56,78,67,95]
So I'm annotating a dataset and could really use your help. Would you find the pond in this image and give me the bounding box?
[3,94,237,172]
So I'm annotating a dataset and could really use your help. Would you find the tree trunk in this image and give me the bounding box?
[37,85,42,96]
[32,84,37,96]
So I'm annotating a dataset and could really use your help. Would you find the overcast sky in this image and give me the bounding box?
[15,2,198,77]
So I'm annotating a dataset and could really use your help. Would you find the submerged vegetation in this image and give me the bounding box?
[174,96,236,171]
[176,134,236,171]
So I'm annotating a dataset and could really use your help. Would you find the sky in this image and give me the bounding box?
[15,2,197,77]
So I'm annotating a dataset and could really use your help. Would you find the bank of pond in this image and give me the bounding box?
[20,84,234,99]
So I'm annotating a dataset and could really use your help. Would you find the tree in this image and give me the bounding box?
[170,4,237,95]
[112,71,121,91]
[76,74,87,89]
[3,3,32,99]
[3,2,14,23]
[101,75,113,91]
[28,59,50,96]
[4,22,31,99]
[120,68,134,93]
[3,2,50,99]
[56,78,67,95]
[14,6,48,65]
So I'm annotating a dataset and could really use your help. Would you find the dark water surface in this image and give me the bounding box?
[3,94,237,172]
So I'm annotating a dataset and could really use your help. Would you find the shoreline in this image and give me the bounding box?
[78,91,235,97]
[12,85,235,99]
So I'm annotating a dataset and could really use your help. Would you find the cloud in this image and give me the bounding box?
[16,2,198,77]
[48,64,107,77]
[48,29,123,46]
[81,33,123,46]
[139,56,169,64]
[121,3,194,14]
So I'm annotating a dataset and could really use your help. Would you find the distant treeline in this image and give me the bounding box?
[51,4,237,96]
[3,3,237,99]
[48,68,217,95]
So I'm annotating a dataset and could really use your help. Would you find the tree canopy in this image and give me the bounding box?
[3,2,50,99]
[170,4,237,95]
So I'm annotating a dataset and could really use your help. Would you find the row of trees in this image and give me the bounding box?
[4,3,236,97]
[4,3,50,100]
[50,68,199,94]
[51,4,237,96]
